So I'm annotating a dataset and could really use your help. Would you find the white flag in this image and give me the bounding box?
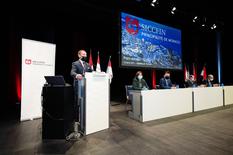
[96,51,101,72]
[106,56,113,83]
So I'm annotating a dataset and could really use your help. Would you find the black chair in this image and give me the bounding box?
[125,85,133,112]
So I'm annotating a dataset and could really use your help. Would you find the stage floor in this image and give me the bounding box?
[1,103,233,155]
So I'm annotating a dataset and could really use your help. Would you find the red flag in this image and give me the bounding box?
[152,70,156,89]
[106,56,113,83]
[88,49,94,70]
[193,63,197,80]
[96,51,101,72]
[200,65,207,80]
[184,64,189,81]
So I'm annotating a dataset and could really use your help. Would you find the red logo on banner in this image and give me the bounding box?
[25,59,32,65]
[126,16,139,35]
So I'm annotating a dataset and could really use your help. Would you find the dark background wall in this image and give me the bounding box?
[1,0,233,120]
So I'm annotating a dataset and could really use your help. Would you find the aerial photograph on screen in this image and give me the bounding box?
[121,12,182,70]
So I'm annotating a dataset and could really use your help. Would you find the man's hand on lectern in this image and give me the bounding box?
[76,74,83,80]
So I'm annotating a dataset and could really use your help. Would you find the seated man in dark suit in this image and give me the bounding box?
[203,74,214,87]
[132,71,149,90]
[159,71,173,89]
[185,75,197,88]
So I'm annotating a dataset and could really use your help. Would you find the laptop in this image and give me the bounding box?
[44,75,66,86]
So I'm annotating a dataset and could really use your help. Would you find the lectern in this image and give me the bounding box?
[83,72,110,135]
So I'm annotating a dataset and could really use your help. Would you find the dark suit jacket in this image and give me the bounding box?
[159,77,172,89]
[70,60,93,79]
[185,79,197,88]
[132,77,149,90]
[203,79,213,87]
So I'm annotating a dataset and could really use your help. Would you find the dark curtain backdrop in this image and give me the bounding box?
[2,0,232,120]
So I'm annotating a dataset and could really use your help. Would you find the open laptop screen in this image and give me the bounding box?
[44,75,66,86]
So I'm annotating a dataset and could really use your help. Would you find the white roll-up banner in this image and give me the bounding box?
[21,38,56,121]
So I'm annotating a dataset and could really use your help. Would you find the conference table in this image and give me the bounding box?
[128,86,233,122]
[224,86,233,105]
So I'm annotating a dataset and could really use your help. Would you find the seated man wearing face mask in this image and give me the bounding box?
[203,74,214,87]
[132,71,149,90]
[159,71,173,89]
[185,75,197,88]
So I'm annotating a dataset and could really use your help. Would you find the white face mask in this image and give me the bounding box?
[138,75,143,80]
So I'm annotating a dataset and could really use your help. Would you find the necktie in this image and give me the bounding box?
[79,60,85,74]
[165,79,168,86]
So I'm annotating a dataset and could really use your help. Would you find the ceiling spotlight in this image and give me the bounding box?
[213,24,216,29]
[171,7,176,14]
[151,0,158,7]
[193,16,197,23]
[211,24,217,29]
[193,16,198,22]
[172,7,176,12]
[201,17,206,27]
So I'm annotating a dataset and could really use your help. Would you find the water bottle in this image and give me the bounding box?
[74,121,79,132]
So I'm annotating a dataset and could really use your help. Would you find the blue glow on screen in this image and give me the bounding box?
[121,12,182,70]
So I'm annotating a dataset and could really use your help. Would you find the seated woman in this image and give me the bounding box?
[132,71,149,90]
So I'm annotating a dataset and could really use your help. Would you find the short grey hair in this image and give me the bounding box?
[208,74,213,79]
[77,50,85,58]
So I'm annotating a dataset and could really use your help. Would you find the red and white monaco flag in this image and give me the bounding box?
[200,65,207,80]
[96,51,101,72]
[88,49,94,70]
[106,56,113,82]
[184,64,189,81]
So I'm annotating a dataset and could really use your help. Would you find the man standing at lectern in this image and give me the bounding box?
[71,49,93,80]
[70,49,92,133]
